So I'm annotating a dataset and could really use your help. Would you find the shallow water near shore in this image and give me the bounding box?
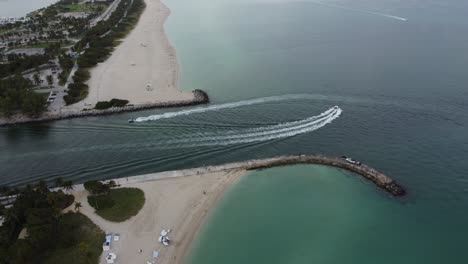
[1,0,468,261]
[187,165,467,263]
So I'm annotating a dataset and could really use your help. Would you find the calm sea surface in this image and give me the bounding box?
[188,166,467,264]
[1,0,468,262]
[0,0,58,17]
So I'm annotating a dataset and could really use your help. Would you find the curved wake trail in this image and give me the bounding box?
[152,106,342,148]
[6,107,342,159]
[133,94,330,122]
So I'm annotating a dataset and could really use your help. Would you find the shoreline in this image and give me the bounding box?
[72,169,245,264]
[71,154,406,196]
[0,89,208,126]
[67,155,404,264]
[0,0,210,127]
[69,0,194,109]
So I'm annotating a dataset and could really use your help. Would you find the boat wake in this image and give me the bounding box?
[144,106,342,148]
[133,94,336,122]
[7,106,342,160]
[310,1,408,21]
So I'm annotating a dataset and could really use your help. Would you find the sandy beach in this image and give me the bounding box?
[67,0,194,110]
[71,169,245,264]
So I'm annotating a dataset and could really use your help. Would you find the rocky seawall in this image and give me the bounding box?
[241,155,406,196]
[0,89,209,127]
[69,154,405,197]
[2,154,405,197]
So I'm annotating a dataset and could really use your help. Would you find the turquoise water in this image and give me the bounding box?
[1,0,468,261]
[188,166,467,263]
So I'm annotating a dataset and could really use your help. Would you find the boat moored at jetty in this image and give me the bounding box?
[341,156,361,166]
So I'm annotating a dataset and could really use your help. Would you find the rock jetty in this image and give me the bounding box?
[0,89,209,126]
[81,154,406,197]
[241,155,406,196]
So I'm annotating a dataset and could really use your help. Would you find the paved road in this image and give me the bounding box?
[90,0,122,27]
[47,62,79,113]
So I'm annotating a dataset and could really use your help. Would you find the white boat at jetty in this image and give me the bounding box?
[341,156,361,166]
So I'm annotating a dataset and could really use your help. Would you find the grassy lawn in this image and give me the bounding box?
[43,212,104,264]
[88,188,145,222]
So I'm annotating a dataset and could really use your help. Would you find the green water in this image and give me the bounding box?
[187,166,466,263]
[1,0,468,262]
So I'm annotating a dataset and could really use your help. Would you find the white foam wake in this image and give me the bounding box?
[164,106,342,147]
[17,106,343,157]
[311,1,408,21]
[133,94,330,122]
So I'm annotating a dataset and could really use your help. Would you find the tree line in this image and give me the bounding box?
[0,54,51,79]
[0,179,77,263]
[0,76,47,117]
[65,0,146,105]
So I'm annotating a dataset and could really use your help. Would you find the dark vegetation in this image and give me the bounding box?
[65,0,146,105]
[83,180,117,195]
[88,188,145,222]
[58,53,74,86]
[0,54,51,78]
[94,98,129,109]
[0,76,47,117]
[0,179,104,264]
[84,180,144,222]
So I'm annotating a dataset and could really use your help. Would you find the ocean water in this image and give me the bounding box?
[187,166,467,263]
[1,0,468,261]
[0,0,58,17]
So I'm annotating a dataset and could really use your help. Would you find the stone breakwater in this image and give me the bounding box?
[241,155,406,196]
[0,89,209,127]
[71,154,405,197]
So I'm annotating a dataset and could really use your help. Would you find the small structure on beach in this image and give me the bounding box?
[158,229,171,246]
[103,234,112,251]
[105,252,117,264]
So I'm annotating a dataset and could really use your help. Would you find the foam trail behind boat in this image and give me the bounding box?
[133,94,329,122]
[184,107,342,147]
[310,1,408,21]
[147,106,343,148]
[11,106,343,157]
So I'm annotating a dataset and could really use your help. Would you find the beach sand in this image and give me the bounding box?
[72,169,245,264]
[66,0,194,110]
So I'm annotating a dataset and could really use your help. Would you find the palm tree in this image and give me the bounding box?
[63,180,74,192]
[54,177,64,188]
[74,202,82,212]
[36,180,48,194]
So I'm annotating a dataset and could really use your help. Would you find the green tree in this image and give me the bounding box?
[54,177,64,188]
[32,73,41,85]
[20,92,46,117]
[46,75,53,86]
[74,202,82,212]
[62,181,74,192]
[78,242,90,258]
[0,96,15,117]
